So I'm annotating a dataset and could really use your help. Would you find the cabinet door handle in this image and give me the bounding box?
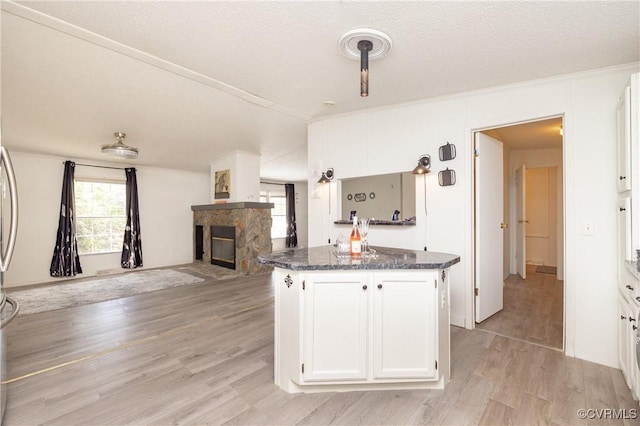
[630,317,636,322]
[622,315,627,320]
[620,176,627,180]
[627,285,634,291]
[362,285,367,290]
[620,207,627,212]
[377,284,382,289]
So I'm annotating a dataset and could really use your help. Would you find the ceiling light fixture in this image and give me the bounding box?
[101,132,139,159]
[339,28,392,97]
[412,155,432,175]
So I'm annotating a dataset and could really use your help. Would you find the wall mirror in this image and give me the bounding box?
[339,172,416,222]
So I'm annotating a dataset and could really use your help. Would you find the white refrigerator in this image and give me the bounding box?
[0,145,19,425]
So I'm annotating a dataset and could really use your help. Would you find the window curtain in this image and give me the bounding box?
[50,161,83,277]
[284,183,298,248]
[121,167,143,268]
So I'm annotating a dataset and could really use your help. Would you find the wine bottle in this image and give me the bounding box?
[350,215,362,256]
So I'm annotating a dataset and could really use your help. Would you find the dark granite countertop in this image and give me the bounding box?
[258,245,460,271]
[334,219,416,226]
[625,261,640,281]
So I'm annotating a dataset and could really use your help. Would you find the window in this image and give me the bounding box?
[75,179,126,255]
[260,191,287,239]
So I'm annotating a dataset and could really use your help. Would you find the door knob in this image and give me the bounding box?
[500,223,508,229]
[362,285,367,290]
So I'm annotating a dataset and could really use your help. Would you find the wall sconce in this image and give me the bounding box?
[317,168,334,183]
[411,155,431,175]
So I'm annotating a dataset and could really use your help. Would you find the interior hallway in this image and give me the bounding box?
[475,264,563,350]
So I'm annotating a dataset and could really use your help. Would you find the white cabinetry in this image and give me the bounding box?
[617,72,640,401]
[373,272,438,379]
[618,85,632,193]
[619,292,635,389]
[302,273,369,382]
[274,268,450,393]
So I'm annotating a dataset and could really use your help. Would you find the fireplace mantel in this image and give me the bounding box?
[191,202,273,211]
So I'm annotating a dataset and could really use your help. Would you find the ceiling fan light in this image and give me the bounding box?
[101,132,139,159]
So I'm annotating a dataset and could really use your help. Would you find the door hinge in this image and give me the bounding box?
[474,288,479,297]
[474,149,479,158]
[434,279,437,289]
[302,280,305,290]
[301,363,305,374]
[435,360,438,370]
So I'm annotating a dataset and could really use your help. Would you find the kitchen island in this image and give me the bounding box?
[258,245,460,393]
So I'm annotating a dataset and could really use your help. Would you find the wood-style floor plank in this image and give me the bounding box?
[3,267,637,425]
[476,264,564,349]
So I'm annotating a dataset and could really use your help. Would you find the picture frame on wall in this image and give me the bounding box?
[214,169,230,199]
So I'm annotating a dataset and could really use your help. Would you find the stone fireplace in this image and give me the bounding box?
[191,202,273,275]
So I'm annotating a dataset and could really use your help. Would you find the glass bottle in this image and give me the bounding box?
[350,215,362,256]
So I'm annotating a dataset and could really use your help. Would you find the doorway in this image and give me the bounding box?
[473,116,564,350]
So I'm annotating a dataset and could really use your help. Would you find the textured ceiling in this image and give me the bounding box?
[1,1,638,180]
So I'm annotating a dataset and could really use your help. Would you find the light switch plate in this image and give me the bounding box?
[582,222,594,235]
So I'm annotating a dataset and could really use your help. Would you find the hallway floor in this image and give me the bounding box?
[475,264,563,350]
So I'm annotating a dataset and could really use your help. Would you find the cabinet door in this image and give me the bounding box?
[618,197,632,285]
[617,85,632,192]
[302,273,369,382]
[619,293,632,388]
[373,271,438,380]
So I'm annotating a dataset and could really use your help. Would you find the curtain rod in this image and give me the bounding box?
[63,162,126,170]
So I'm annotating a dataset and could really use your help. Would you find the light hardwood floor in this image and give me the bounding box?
[475,264,564,350]
[4,270,637,425]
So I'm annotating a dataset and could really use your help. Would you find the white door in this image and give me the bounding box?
[372,272,437,380]
[302,273,369,382]
[475,133,504,323]
[515,165,527,279]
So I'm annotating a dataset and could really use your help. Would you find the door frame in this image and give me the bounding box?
[469,114,566,352]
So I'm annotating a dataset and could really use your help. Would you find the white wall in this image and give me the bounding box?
[5,151,209,287]
[294,180,309,248]
[308,64,640,368]
[209,150,260,203]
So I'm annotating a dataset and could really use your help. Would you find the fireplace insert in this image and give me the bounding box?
[210,226,235,269]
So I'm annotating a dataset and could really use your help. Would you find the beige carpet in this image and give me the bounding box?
[7,264,246,316]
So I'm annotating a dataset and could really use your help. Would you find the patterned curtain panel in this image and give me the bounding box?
[50,161,83,277]
[284,183,298,248]
[121,167,143,268]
